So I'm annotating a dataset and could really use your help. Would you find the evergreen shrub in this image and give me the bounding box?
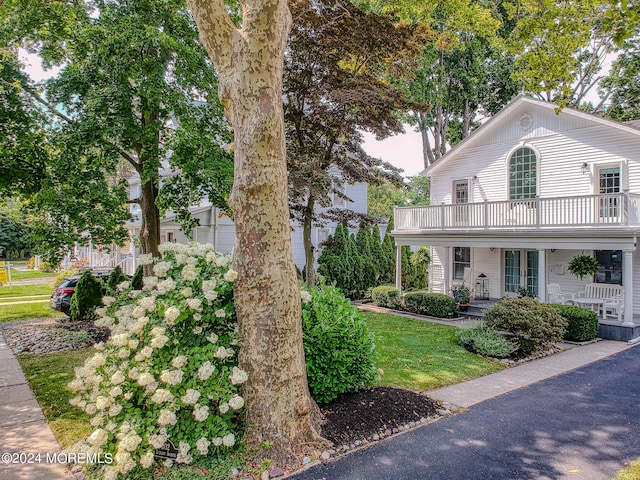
[106,266,129,294]
[371,285,400,309]
[457,323,515,358]
[70,270,105,322]
[550,304,599,342]
[484,297,568,354]
[302,283,377,404]
[403,292,456,318]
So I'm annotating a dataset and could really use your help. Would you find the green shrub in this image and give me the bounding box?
[302,284,377,404]
[371,285,400,309]
[550,304,599,342]
[403,292,457,318]
[106,266,129,294]
[131,264,143,290]
[457,323,515,358]
[484,297,568,354]
[70,271,104,322]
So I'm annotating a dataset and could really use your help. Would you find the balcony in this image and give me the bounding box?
[394,193,640,232]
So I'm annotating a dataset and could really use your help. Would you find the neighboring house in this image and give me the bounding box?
[126,173,370,272]
[391,95,640,340]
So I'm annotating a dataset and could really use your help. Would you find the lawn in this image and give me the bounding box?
[6,268,58,282]
[614,460,640,480]
[0,283,64,323]
[363,312,504,390]
[17,348,95,448]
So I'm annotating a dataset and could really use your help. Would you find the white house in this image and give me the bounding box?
[391,95,640,341]
[126,175,371,272]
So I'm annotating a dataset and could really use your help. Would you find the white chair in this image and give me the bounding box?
[546,283,573,304]
[604,294,624,322]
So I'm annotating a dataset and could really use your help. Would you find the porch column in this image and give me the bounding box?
[538,249,546,303]
[622,250,634,326]
[443,247,451,295]
[395,245,402,293]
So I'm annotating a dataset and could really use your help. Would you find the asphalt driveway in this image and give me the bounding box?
[290,344,640,480]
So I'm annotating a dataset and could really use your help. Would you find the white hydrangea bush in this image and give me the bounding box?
[67,242,247,479]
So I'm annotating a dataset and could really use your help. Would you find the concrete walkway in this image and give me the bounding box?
[0,332,70,479]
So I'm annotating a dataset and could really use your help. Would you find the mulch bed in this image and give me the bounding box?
[320,386,442,446]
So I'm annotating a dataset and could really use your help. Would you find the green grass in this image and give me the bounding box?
[6,268,57,281]
[0,284,54,297]
[0,302,65,323]
[17,348,95,448]
[363,312,504,391]
[614,460,640,480]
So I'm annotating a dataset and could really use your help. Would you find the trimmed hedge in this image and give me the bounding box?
[403,292,457,318]
[70,270,104,322]
[550,304,599,342]
[457,323,515,358]
[484,297,567,354]
[371,285,401,309]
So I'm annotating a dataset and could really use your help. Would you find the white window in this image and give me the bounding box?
[509,147,537,200]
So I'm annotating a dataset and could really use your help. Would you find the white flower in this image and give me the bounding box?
[223,269,238,282]
[156,278,177,294]
[139,253,154,265]
[230,366,248,385]
[157,409,177,426]
[120,433,142,452]
[95,395,112,411]
[192,326,203,335]
[159,369,184,386]
[117,348,130,359]
[181,389,201,405]
[301,290,312,303]
[164,305,180,325]
[111,370,126,385]
[228,394,245,410]
[180,287,193,298]
[151,389,174,404]
[197,361,215,381]
[128,339,139,350]
[102,296,116,306]
[90,415,105,427]
[214,346,232,359]
[116,280,130,292]
[195,437,210,456]
[222,433,236,447]
[181,265,199,282]
[111,334,129,348]
[193,404,209,422]
[216,256,231,268]
[186,298,202,311]
[206,333,218,344]
[138,295,156,311]
[171,356,188,368]
[137,372,155,387]
[150,334,169,349]
[131,305,146,319]
[176,441,193,464]
[153,261,172,278]
[212,437,223,447]
[108,403,123,417]
[218,402,229,414]
[143,276,158,290]
[85,403,97,415]
[87,429,109,447]
[149,432,168,449]
[215,308,226,318]
[109,386,123,398]
[139,451,155,469]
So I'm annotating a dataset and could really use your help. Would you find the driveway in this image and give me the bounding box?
[290,344,640,480]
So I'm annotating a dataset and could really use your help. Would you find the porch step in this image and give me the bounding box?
[459,304,486,319]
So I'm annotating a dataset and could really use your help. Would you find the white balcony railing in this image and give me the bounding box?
[394,193,640,231]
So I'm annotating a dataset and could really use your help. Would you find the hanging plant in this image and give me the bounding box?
[567,255,601,280]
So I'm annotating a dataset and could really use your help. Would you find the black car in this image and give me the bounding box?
[50,271,112,316]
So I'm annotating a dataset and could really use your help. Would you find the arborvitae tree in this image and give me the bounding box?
[401,246,414,291]
[106,266,128,294]
[131,265,143,290]
[368,225,384,285]
[379,219,396,285]
[317,223,348,292]
[410,247,431,291]
[70,270,104,321]
[355,224,377,294]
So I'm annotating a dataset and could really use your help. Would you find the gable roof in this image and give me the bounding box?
[424,94,640,177]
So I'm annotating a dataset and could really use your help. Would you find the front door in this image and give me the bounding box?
[504,250,539,297]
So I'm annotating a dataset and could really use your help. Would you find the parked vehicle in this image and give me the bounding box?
[50,270,112,316]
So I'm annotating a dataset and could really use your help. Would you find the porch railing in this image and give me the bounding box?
[395,193,640,231]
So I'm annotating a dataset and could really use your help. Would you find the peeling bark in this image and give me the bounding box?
[188,0,325,464]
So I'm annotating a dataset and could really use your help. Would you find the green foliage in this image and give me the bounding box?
[517,286,536,298]
[457,323,515,359]
[70,271,104,322]
[451,284,471,304]
[403,292,457,318]
[131,265,143,290]
[550,304,599,342]
[106,266,129,295]
[301,284,377,404]
[567,254,601,280]
[0,204,36,259]
[371,285,401,309]
[484,297,568,354]
[378,220,396,285]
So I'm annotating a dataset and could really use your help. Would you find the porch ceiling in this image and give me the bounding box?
[391,229,639,250]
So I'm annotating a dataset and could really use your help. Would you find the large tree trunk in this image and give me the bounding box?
[188,0,325,464]
[139,178,161,258]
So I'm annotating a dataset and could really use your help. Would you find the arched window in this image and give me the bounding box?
[509,147,537,200]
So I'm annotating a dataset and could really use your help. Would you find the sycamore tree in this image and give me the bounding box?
[0,0,233,261]
[187,0,325,464]
[284,0,428,287]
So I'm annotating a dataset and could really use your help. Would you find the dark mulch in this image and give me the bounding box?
[58,321,111,344]
[319,386,441,446]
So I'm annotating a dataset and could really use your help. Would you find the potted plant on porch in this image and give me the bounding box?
[451,284,471,312]
[567,254,601,280]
